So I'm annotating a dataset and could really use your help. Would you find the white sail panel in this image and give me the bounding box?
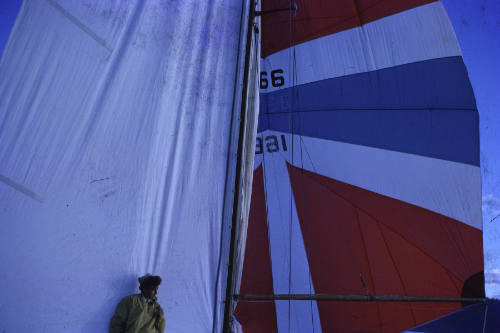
[0,0,253,332]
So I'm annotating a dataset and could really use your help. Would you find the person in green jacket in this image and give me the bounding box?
[110,274,166,333]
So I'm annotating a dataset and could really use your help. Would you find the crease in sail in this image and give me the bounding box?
[0,174,44,203]
[47,0,113,53]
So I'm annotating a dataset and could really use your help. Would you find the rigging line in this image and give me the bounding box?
[292,21,317,333]
[287,5,317,331]
[297,76,318,333]
[260,21,292,333]
[260,127,297,260]
[376,218,418,326]
[259,90,293,329]
[287,1,293,330]
[254,30,280,314]
[258,143,280,319]
[353,207,382,324]
[222,1,257,331]
[300,148,317,333]
[482,301,488,333]
[260,135,306,278]
[268,149,291,250]
[252,21,277,287]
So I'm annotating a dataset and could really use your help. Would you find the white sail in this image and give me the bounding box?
[0,0,257,331]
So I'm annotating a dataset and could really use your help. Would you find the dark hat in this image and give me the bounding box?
[138,274,162,289]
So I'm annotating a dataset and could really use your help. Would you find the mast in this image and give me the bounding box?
[222,1,257,332]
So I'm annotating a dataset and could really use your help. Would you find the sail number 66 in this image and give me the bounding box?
[260,69,284,89]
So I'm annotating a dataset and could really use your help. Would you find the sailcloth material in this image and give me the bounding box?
[235,1,483,332]
[0,0,256,332]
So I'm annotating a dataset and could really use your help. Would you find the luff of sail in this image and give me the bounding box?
[234,0,483,332]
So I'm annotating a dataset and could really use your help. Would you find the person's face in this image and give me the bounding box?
[142,285,159,300]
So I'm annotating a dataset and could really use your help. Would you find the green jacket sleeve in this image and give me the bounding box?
[155,316,165,333]
[109,297,129,333]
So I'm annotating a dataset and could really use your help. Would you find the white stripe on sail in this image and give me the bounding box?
[261,2,461,93]
[259,141,323,333]
[260,130,482,230]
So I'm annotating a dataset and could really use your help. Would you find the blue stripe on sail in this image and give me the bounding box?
[258,56,479,166]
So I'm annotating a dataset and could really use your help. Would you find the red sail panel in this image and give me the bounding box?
[235,166,278,333]
[287,163,483,332]
[261,0,437,57]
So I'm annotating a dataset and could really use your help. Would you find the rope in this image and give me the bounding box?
[287,1,294,330]
[482,301,488,333]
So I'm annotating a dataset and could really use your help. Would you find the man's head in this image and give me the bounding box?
[138,274,162,300]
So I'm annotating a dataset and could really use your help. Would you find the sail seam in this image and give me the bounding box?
[299,167,467,283]
[376,220,418,326]
[0,174,44,203]
[354,208,384,332]
[287,162,368,291]
[440,217,473,277]
[47,0,113,53]
[286,2,296,331]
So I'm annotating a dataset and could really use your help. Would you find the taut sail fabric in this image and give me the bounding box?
[235,0,483,332]
[0,0,256,332]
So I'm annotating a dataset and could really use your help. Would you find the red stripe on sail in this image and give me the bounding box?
[287,163,483,332]
[261,0,437,57]
[235,166,278,332]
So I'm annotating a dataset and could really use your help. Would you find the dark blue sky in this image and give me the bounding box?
[1,0,499,295]
[0,0,22,56]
